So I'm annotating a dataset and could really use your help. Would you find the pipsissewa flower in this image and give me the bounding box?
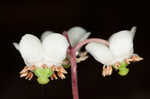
[86,27,143,76]
[67,26,91,62]
[13,33,69,84]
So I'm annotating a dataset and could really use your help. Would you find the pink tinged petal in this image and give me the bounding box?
[17,34,43,66]
[42,33,69,66]
[86,43,114,65]
[68,26,91,47]
[109,27,136,63]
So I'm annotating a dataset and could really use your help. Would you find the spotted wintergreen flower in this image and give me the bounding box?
[13,33,69,84]
[86,27,143,77]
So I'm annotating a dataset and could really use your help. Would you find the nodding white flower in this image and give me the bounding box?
[67,26,91,47]
[67,27,91,62]
[86,27,143,76]
[13,32,69,84]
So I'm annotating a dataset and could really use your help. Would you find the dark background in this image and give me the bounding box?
[0,1,149,99]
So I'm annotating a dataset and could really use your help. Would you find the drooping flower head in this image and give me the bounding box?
[13,32,69,84]
[86,27,143,76]
[67,26,91,62]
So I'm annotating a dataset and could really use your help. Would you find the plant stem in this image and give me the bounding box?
[70,49,79,99]
[63,31,79,99]
[63,31,109,99]
[73,38,109,51]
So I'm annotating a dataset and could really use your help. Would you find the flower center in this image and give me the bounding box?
[19,64,68,85]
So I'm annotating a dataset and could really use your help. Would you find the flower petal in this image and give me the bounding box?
[109,27,136,63]
[86,43,114,65]
[42,33,69,66]
[130,26,136,39]
[79,32,91,42]
[68,26,91,47]
[41,31,54,41]
[13,42,20,50]
[18,34,43,66]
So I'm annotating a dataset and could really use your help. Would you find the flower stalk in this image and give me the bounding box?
[64,31,79,99]
[70,49,79,99]
[64,31,109,99]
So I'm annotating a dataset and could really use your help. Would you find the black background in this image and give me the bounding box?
[0,1,149,99]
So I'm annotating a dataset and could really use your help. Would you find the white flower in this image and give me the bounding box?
[67,26,91,47]
[86,27,136,65]
[13,33,69,67]
[67,26,91,61]
[86,27,142,76]
[13,33,69,83]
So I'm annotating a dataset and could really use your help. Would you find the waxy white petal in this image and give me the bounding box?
[41,31,54,41]
[13,42,20,51]
[130,26,136,39]
[68,26,91,47]
[86,43,114,65]
[79,32,91,43]
[42,33,69,66]
[18,34,43,66]
[109,27,136,63]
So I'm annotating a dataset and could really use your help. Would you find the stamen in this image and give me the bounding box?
[20,66,29,74]
[42,64,48,68]
[25,72,33,80]
[57,72,66,79]
[20,65,68,81]
[20,66,34,80]
[28,72,33,80]
[131,55,143,62]
[30,65,35,71]
[51,66,57,71]
[20,72,28,78]
[80,51,87,56]
[50,66,67,80]
[113,62,120,69]
[125,55,143,64]
[102,65,112,77]
[76,51,89,63]
[57,67,68,74]
[51,73,58,80]
[125,59,132,64]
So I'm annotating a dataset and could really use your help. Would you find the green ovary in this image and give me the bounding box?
[119,61,128,68]
[33,67,53,85]
[118,61,129,76]
[37,77,50,85]
[113,61,130,76]
[118,68,129,76]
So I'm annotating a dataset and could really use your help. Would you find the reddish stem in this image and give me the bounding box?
[63,31,79,99]
[73,38,109,52]
[70,49,79,99]
[63,31,109,99]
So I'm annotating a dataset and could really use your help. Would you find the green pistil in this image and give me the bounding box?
[113,61,129,76]
[118,68,129,76]
[33,67,54,85]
